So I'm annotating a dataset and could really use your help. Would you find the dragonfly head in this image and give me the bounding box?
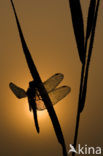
[26,82,37,99]
[29,80,38,89]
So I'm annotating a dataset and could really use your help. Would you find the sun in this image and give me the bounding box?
[23,98,47,121]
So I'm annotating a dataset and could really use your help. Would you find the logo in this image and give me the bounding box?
[68,144,102,155]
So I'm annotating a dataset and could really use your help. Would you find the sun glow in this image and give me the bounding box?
[23,98,47,120]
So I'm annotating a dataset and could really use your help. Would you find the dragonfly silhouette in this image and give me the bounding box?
[10,74,71,132]
[9,1,71,155]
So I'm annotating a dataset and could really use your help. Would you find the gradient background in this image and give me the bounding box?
[0,0,103,156]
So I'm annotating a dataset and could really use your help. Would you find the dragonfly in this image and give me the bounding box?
[10,73,71,131]
[10,1,71,156]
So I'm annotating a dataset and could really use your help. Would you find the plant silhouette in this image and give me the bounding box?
[9,0,72,156]
[68,0,101,156]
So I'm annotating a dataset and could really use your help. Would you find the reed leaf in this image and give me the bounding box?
[69,0,85,64]
[86,0,96,40]
[10,1,67,155]
[79,68,88,112]
[80,0,100,113]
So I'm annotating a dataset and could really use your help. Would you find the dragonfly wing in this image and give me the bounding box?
[36,86,71,110]
[36,99,46,111]
[9,82,27,99]
[43,73,64,93]
[49,86,71,105]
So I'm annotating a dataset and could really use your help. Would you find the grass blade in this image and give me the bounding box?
[10,1,67,155]
[69,0,85,64]
[80,0,100,113]
[86,0,96,39]
[72,1,101,156]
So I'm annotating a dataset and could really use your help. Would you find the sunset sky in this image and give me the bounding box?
[0,0,103,156]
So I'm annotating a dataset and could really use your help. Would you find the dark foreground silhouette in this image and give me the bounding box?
[69,0,101,156]
[10,74,71,133]
[10,0,71,156]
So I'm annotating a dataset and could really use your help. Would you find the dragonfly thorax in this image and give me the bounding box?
[26,87,36,99]
[27,81,42,100]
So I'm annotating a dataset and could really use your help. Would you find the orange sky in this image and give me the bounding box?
[0,0,103,156]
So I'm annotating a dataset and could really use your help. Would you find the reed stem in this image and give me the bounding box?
[72,1,100,156]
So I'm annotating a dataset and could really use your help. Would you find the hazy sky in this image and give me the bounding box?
[0,0,103,156]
